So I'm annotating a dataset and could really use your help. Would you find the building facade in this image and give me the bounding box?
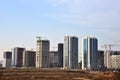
[12,47,25,67]
[82,36,98,70]
[104,50,120,69]
[3,51,12,68]
[0,60,2,68]
[23,50,36,67]
[63,36,78,69]
[36,39,50,68]
[49,51,58,68]
[58,43,63,67]
[104,50,113,69]
[111,55,120,69]
[97,51,104,69]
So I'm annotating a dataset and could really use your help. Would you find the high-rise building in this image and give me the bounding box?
[82,36,98,70]
[97,51,104,69]
[3,51,12,68]
[58,43,63,67]
[63,36,78,69]
[23,50,36,67]
[49,51,58,68]
[12,47,25,67]
[36,38,50,68]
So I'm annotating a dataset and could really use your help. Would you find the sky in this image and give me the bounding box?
[0,0,120,60]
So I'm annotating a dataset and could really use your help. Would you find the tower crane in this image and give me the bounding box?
[36,36,47,40]
[53,46,57,51]
[101,44,120,51]
[36,36,42,40]
[101,44,112,50]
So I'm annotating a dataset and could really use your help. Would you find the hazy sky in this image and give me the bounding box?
[0,0,120,60]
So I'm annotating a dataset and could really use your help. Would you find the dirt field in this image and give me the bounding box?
[0,68,120,80]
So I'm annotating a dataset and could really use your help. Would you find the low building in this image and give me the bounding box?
[0,64,2,68]
[111,55,120,69]
[78,61,82,69]
[3,51,12,68]
[49,51,58,68]
[104,50,120,69]
[23,50,36,67]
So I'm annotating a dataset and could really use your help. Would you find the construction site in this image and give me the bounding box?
[0,68,120,80]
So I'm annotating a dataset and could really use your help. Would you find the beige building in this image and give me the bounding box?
[104,50,113,69]
[36,38,50,68]
[111,55,120,69]
[104,50,120,69]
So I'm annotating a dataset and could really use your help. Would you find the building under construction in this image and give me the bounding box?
[36,37,50,68]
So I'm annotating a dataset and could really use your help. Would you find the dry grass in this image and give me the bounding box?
[0,68,120,80]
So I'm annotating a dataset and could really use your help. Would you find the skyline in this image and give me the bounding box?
[0,0,120,60]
